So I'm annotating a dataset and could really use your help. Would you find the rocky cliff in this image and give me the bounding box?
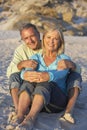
[0,0,87,36]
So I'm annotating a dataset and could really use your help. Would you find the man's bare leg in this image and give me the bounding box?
[11,88,19,112]
[8,88,19,123]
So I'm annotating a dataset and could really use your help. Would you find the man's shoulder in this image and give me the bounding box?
[15,43,29,52]
[16,43,25,49]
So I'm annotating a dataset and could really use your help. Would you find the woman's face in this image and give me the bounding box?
[44,30,61,52]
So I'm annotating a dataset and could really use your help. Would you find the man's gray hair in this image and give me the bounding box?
[20,23,40,36]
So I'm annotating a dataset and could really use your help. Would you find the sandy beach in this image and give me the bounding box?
[0,31,87,130]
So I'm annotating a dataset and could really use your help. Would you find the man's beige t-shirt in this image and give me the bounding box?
[7,43,42,78]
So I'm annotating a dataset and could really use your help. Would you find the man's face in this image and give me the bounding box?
[21,27,40,50]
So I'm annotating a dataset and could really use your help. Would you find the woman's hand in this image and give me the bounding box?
[57,60,76,70]
[23,71,50,83]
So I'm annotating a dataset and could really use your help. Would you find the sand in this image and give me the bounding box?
[0,31,87,130]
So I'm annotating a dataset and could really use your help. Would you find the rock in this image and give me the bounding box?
[63,12,74,22]
[0,14,20,30]
[6,125,15,130]
[77,31,84,36]
[19,5,29,14]
[63,30,74,36]
[0,0,87,36]
[41,7,58,18]
[8,111,17,123]
[42,22,56,31]
[28,0,49,6]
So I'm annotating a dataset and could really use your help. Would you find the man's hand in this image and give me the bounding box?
[57,60,76,71]
[17,60,38,70]
[23,71,50,83]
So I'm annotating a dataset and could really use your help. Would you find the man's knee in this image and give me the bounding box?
[9,72,22,90]
[10,72,21,82]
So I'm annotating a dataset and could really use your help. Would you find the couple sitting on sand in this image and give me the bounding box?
[7,23,82,130]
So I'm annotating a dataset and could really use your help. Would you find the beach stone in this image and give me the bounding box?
[63,11,74,22]
[63,30,74,36]
[28,0,49,6]
[41,7,58,18]
[8,111,17,123]
[15,126,20,130]
[6,125,15,130]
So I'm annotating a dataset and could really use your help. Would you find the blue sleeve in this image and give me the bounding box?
[30,54,39,62]
[48,54,71,82]
[48,69,69,82]
[59,54,71,61]
[20,68,33,79]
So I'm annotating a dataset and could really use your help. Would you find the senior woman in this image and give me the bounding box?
[16,26,72,130]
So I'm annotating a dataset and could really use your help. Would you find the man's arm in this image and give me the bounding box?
[57,59,81,73]
[17,60,38,70]
[7,46,24,78]
[57,60,76,71]
[7,45,38,78]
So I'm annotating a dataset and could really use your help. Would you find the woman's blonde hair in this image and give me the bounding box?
[42,26,65,56]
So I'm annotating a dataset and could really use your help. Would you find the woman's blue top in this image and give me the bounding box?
[21,53,71,95]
